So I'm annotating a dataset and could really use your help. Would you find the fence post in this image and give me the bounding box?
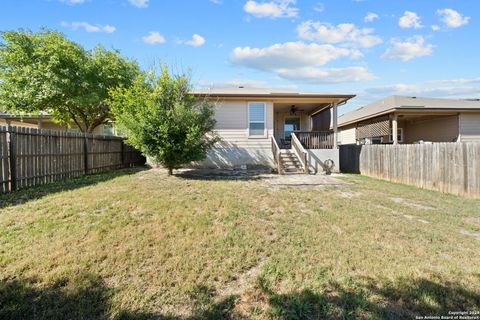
[7,125,17,191]
[121,140,126,168]
[83,133,89,175]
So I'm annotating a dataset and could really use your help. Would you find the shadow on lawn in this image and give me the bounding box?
[0,274,239,320]
[1,273,478,320]
[0,167,146,209]
[258,275,480,320]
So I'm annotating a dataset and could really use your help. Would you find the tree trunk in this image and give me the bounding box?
[168,168,173,175]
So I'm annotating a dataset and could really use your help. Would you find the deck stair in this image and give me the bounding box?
[279,150,303,174]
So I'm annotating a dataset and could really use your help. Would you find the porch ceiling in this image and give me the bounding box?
[274,102,331,114]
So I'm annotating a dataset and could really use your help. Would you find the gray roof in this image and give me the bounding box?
[191,87,355,99]
[339,95,480,126]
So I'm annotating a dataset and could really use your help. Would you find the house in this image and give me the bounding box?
[0,111,116,136]
[191,87,355,174]
[337,96,480,145]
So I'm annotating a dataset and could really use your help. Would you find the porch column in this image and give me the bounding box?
[392,113,398,145]
[332,102,338,149]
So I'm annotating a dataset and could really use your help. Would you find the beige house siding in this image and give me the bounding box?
[458,113,480,142]
[404,115,459,143]
[198,100,275,168]
[0,119,38,128]
[1,119,109,135]
[339,126,356,145]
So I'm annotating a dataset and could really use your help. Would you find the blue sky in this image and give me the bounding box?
[1,0,479,113]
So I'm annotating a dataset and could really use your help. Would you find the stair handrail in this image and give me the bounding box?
[291,133,308,174]
[271,136,282,174]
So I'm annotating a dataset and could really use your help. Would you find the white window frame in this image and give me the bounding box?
[387,128,404,143]
[247,102,267,138]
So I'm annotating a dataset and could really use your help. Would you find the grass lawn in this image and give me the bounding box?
[0,168,479,319]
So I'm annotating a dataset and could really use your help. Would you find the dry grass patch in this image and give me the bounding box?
[0,169,479,319]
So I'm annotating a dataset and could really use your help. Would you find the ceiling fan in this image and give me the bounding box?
[289,105,305,115]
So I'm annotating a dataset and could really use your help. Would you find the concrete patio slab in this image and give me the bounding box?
[265,173,348,187]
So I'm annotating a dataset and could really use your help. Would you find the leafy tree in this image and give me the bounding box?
[109,67,219,175]
[0,29,140,133]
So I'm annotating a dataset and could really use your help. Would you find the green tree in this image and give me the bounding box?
[109,67,219,175]
[0,29,140,133]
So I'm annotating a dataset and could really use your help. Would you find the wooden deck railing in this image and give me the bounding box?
[291,133,308,174]
[271,136,282,173]
[296,131,334,149]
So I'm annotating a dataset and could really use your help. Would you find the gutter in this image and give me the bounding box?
[310,95,355,117]
[338,107,480,128]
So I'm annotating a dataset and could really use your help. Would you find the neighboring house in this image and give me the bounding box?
[0,112,116,136]
[338,96,480,145]
[191,87,355,174]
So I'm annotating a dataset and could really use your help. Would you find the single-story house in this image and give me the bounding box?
[191,87,355,174]
[337,96,480,145]
[0,111,116,136]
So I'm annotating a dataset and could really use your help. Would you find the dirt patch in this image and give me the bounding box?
[338,191,363,198]
[266,174,349,189]
[215,259,267,301]
[376,204,430,224]
[463,217,480,229]
[459,229,480,241]
[390,197,435,211]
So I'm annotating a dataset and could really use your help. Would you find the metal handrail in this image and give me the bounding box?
[291,133,308,174]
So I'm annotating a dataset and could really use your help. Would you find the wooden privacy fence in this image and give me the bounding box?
[340,143,480,197]
[0,126,145,193]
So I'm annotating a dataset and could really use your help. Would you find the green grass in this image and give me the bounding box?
[0,168,479,319]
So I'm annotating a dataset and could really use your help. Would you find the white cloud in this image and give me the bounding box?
[230,41,374,84]
[60,0,86,4]
[210,0,222,4]
[437,8,470,28]
[297,21,382,48]
[61,21,116,33]
[431,25,440,31]
[365,83,480,98]
[244,0,298,19]
[185,34,206,47]
[142,31,166,45]
[129,0,149,8]
[399,11,423,29]
[231,42,355,70]
[198,79,268,88]
[313,2,324,13]
[427,77,480,85]
[276,66,375,83]
[382,36,433,61]
[364,12,379,23]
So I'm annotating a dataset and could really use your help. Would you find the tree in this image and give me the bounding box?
[0,29,140,133]
[109,67,219,175]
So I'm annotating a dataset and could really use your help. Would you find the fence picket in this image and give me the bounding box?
[0,126,144,194]
[340,143,480,197]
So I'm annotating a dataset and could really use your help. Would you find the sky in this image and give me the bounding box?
[1,0,479,113]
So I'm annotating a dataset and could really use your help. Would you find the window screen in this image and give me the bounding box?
[249,102,265,136]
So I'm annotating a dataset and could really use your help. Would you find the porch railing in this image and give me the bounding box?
[296,131,334,149]
[271,136,282,174]
[291,133,308,174]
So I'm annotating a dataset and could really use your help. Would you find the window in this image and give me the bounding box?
[103,123,114,136]
[389,128,404,143]
[248,102,266,136]
[371,137,383,144]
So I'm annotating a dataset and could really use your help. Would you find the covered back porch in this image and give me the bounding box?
[270,96,352,174]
